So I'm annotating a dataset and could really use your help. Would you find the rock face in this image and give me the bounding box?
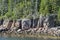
[0,19,9,32]
[2,19,13,30]
[0,19,4,26]
[2,19,9,28]
[22,19,31,30]
[57,21,60,26]
[43,14,57,28]
[30,19,33,28]
[38,15,45,27]
[15,19,22,30]
[0,14,58,36]
[11,19,22,31]
[11,20,16,31]
[48,15,54,27]
[43,16,49,27]
[16,19,22,29]
[31,18,39,28]
[47,14,57,27]
[7,20,13,30]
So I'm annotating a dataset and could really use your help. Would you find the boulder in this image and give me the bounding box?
[17,29,21,32]
[22,19,31,30]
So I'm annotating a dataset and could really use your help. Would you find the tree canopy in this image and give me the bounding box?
[0,0,60,20]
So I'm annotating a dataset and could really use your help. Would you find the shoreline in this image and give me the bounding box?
[0,32,60,39]
[0,14,60,39]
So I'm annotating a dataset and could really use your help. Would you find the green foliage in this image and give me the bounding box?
[0,0,60,20]
[39,0,49,16]
[48,0,58,13]
[58,7,60,21]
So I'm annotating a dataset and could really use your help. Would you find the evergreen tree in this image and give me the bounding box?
[58,7,60,21]
[48,0,57,14]
[39,0,49,16]
[5,0,13,19]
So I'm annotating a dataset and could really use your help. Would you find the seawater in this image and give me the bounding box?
[0,37,59,40]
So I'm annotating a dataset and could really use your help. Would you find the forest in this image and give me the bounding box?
[0,0,60,21]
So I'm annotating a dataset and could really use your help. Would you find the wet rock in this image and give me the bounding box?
[22,19,31,30]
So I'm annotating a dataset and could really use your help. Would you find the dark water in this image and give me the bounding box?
[0,37,60,40]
